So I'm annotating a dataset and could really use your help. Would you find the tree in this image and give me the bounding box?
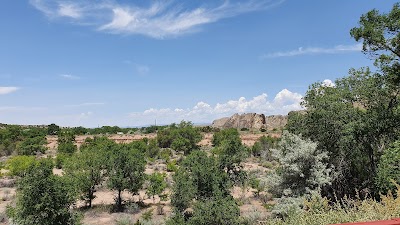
[57,132,77,155]
[157,121,202,155]
[63,138,109,207]
[107,144,146,211]
[212,128,240,147]
[214,132,247,184]
[146,172,167,202]
[47,123,60,135]
[375,141,400,195]
[17,136,47,155]
[8,159,78,225]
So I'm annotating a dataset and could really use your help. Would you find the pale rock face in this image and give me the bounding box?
[211,113,287,131]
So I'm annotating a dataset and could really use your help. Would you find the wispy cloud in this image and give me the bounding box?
[0,87,20,95]
[135,65,150,76]
[129,89,303,125]
[261,43,363,59]
[30,0,285,38]
[60,74,81,80]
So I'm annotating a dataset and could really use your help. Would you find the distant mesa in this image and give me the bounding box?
[211,113,288,131]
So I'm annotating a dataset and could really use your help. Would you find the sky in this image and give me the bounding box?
[0,0,397,127]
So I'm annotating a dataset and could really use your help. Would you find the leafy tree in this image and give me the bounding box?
[64,138,108,207]
[287,3,400,197]
[375,141,400,195]
[17,136,47,155]
[212,128,240,147]
[157,121,202,155]
[214,132,247,184]
[57,132,77,155]
[107,144,146,211]
[170,169,196,213]
[146,139,160,159]
[8,159,79,225]
[146,172,167,202]
[47,123,60,135]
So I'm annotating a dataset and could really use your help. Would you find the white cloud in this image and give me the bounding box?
[60,74,80,80]
[30,0,285,38]
[261,43,363,59]
[322,79,335,87]
[129,89,303,125]
[0,87,19,95]
[58,3,82,19]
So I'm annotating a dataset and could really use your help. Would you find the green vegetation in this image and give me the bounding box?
[7,159,79,225]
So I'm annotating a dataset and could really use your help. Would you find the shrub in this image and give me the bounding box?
[376,141,400,195]
[5,155,36,177]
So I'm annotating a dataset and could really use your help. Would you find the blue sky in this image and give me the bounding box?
[0,0,397,127]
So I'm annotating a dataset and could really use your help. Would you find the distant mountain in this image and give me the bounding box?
[211,113,287,131]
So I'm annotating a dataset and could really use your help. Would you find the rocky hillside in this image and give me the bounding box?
[211,113,287,131]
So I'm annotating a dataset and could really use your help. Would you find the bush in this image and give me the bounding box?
[166,160,178,172]
[5,155,36,177]
[376,141,400,195]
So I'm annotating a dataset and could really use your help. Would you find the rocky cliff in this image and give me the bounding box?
[211,113,287,131]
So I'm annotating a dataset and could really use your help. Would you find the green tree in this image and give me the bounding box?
[212,128,240,147]
[57,132,77,155]
[17,136,47,155]
[375,141,400,195]
[157,121,202,155]
[107,144,146,211]
[8,159,78,225]
[64,138,108,208]
[146,172,167,202]
[47,123,60,135]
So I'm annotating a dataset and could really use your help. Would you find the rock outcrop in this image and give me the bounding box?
[211,113,287,131]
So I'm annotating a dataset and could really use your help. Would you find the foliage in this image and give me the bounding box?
[57,132,77,155]
[146,139,160,159]
[256,135,278,159]
[187,195,241,225]
[158,121,202,155]
[47,123,60,135]
[107,143,146,211]
[170,169,196,213]
[64,138,109,207]
[375,141,400,195]
[17,136,47,155]
[5,155,36,177]
[166,160,178,172]
[8,159,79,225]
[267,132,332,198]
[265,185,400,225]
[212,128,240,147]
[146,172,167,201]
[214,132,247,184]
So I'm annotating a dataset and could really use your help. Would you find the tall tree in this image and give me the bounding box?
[8,159,78,225]
[107,143,146,211]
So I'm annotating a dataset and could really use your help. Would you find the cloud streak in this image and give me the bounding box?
[60,74,81,80]
[261,43,363,59]
[0,87,20,95]
[129,89,303,125]
[30,0,284,38]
